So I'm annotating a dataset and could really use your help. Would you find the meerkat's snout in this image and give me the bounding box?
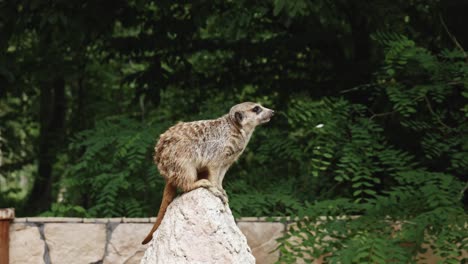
[267,109,275,120]
[260,107,274,124]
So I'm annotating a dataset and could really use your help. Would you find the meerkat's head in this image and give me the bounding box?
[229,102,274,130]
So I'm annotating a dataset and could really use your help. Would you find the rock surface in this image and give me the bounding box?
[44,223,106,264]
[9,224,45,264]
[140,188,255,264]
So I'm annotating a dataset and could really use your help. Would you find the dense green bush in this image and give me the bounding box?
[275,35,467,263]
[48,117,164,217]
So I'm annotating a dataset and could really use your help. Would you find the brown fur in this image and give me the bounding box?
[142,102,274,244]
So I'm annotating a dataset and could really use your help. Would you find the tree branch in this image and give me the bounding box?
[439,14,467,61]
[424,96,452,130]
[369,111,397,120]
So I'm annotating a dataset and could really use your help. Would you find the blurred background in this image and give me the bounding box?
[0,0,467,261]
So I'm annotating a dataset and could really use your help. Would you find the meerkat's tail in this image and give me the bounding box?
[141,181,177,245]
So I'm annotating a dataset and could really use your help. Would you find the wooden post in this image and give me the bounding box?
[0,208,15,264]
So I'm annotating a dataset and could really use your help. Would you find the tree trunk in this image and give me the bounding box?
[26,78,66,215]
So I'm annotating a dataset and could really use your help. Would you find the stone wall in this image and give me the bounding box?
[9,217,458,264]
[9,217,285,264]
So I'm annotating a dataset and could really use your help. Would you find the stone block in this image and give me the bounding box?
[27,217,83,223]
[9,223,45,264]
[44,223,106,264]
[109,217,123,223]
[103,223,152,264]
[238,222,285,264]
[122,217,150,223]
[82,218,97,223]
[237,217,259,222]
[24,217,53,223]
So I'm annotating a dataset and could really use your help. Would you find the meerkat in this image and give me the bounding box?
[141,102,274,245]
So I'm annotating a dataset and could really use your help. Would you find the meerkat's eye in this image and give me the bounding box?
[252,106,261,113]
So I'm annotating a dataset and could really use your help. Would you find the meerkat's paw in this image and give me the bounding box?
[189,180,228,204]
[220,188,229,204]
[219,193,229,205]
[220,188,228,197]
[222,194,229,205]
[217,191,229,205]
[207,186,229,205]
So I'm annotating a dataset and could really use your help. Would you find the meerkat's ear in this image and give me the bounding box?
[235,111,244,124]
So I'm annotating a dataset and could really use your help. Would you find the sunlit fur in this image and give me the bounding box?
[156,102,274,191]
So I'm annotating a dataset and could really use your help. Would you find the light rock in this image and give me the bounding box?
[140,188,255,264]
[238,222,284,264]
[44,223,106,264]
[9,224,45,264]
[104,223,152,264]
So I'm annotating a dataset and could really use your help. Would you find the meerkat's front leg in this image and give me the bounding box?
[208,166,230,204]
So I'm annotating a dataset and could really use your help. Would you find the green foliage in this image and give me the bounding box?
[276,35,467,263]
[273,0,311,17]
[60,117,167,217]
[373,32,468,174]
[228,179,302,218]
[0,89,38,206]
[40,203,89,217]
[277,170,466,264]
